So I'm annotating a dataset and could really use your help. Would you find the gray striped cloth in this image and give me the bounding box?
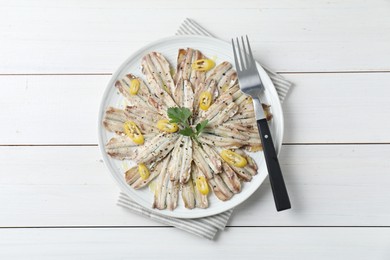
[117,18,293,240]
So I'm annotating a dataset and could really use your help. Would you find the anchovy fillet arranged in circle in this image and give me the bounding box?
[103,48,273,210]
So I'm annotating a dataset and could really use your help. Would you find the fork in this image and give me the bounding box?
[232,36,291,211]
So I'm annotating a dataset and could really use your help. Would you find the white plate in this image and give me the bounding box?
[98,35,284,219]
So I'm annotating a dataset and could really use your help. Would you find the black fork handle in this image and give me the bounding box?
[257,118,291,211]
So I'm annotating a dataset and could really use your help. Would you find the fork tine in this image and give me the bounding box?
[245,35,255,65]
[241,36,250,68]
[231,38,240,71]
[236,37,246,70]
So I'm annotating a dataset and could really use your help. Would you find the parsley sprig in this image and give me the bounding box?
[167,107,208,141]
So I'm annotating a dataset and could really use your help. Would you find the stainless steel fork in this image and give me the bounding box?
[232,36,291,211]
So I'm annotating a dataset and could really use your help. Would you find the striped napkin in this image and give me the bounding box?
[117,18,293,240]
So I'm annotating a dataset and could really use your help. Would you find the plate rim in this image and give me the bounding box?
[97,34,284,218]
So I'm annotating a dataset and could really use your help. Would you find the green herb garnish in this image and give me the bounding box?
[167,107,208,143]
[179,127,194,137]
[168,107,192,127]
[195,120,208,135]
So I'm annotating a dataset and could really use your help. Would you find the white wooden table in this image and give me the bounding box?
[1,0,390,258]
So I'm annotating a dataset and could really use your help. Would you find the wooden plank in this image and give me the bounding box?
[1,145,390,227]
[0,75,106,145]
[0,227,389,259]
[2,0,376,9]
[1,73,389,144]
[282,72,390,143]
[0,0,389,73]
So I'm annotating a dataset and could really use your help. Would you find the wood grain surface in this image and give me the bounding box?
[1,0,389,258]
